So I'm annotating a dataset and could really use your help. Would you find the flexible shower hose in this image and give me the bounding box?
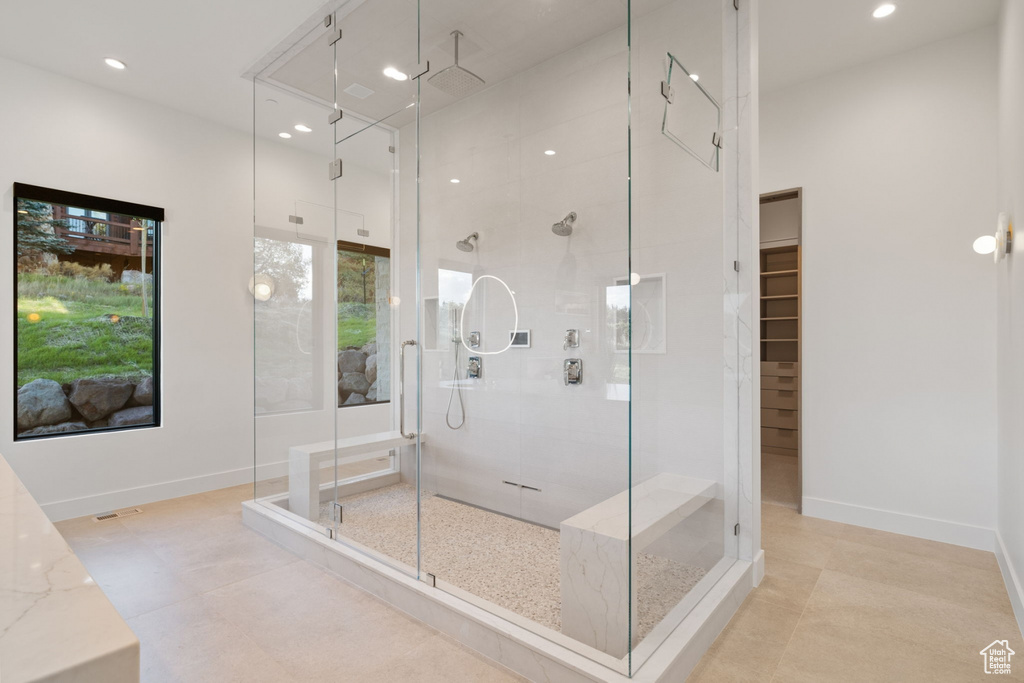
[445,340,466,429]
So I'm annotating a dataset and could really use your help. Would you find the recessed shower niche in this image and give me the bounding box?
[245,0,759,680]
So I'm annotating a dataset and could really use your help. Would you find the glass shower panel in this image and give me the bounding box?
[252,71,340,532]
[628,0,738,672]
[416,0,633,669]
[324,0,420,577]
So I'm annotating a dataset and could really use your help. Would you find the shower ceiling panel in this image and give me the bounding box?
[263,0,677,126]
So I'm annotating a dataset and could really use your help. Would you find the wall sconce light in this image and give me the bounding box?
[249,273,275,301]
[974,213,1013,263]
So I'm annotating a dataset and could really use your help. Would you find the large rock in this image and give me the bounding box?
[19,421,88,437]
[343,392,367,405]
[364,354,378,385]
[133,376,154,406]
[107,406,154,427]
[17,379,73,431]
[340,372,370,396]
[338,349,367,374]
[361,342,377,356]
[366,380,378,402]
[68,378,134,422]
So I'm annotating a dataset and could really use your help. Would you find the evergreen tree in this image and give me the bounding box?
[16,199,75,263]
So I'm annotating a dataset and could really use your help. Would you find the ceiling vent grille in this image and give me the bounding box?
[94,507,143,522]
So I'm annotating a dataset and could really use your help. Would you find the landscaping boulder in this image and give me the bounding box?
[107,406,154,427]
[340,372,370,396]
[19,421,87,437]
[366,381,378,402]
[361,342,377,357]
[343,392,367,405]
[338,349,367,374]
[365,354,378,385]
[133,376,154,406]
[69,378,134,422]
[17,379,73,431]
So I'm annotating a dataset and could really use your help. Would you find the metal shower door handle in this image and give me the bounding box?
[400,339,417,439]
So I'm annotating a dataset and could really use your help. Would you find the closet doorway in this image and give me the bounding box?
[760,189,802,511]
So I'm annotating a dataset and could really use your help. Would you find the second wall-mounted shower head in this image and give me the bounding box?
[552,212,577,237]
[456,232,479,252]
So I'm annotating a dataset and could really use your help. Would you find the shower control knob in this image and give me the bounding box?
[564,359,582,385]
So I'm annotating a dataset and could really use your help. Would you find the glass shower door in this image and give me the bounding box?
[325,0,421,577]
[414,0,634,671]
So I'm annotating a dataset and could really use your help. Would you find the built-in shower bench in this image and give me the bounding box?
[288,431,422,521]
[560,472,717,658]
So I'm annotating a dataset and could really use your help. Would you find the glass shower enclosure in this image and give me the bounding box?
[252,0,749,677]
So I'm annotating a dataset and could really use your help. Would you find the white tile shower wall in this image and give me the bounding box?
[399,0,735,532]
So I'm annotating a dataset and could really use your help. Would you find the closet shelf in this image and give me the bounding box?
[761,316,798,321]
[760,269,798,278]
[762,338,798,342]
[760,294,798,300]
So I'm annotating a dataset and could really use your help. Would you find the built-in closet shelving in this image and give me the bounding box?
[760,245,800,460]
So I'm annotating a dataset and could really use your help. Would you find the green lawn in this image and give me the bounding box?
[17,273,154,386]
[338,302,375,350]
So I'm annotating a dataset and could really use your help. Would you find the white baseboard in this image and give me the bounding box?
[752,549,765,586]
[995,531,1024,639]
[802,496,995,552]
[41,460,290,522]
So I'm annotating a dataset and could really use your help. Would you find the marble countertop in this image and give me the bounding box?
[0,455,139,683]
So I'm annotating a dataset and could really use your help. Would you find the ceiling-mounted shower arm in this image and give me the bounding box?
[452,30,463,64]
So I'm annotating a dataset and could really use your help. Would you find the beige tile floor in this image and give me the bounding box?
[57,483,1023,682]
[56,484,525,683]
[690,502,1024,682]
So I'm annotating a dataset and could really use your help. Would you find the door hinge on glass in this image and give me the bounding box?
[329,109,343,125]
[334,502,343,523]
[734,260,740,272]
[734,523,740,536]
[661,81,674,104]
[734,0,739,10]
[329,159,343,180]
[388,145,395,153]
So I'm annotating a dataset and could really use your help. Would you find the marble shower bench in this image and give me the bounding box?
[0,454,139,683]
[288,431,422,521]
[560,472,717,658]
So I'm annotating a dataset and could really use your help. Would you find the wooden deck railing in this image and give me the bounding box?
[52,206,153,257]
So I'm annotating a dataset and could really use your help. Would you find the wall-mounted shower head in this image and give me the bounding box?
[456,232,479,252]
[552,212,577,237]
[428,31,486,98]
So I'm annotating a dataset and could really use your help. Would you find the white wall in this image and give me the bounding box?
[0,56,255,519]
[0,56,395,519]
[996,0,1024,632]
[761,27,999,549]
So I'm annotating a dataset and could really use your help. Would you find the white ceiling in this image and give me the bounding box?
[759,0,1000,93]
[0,0,1002,142]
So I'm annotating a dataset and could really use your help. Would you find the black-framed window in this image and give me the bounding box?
[337,241,390,407]
[14,183,162,440]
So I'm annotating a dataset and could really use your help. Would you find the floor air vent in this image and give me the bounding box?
[94,507,142,522]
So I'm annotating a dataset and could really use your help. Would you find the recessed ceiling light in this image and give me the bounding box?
[279,132,292,139]
[383,67,409,81]
[104,58,126,70]
[294,124,312,133]
[872,3,896,18]
[450,178,460,184]
[544,150,556,156]
[690,73,700,81]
